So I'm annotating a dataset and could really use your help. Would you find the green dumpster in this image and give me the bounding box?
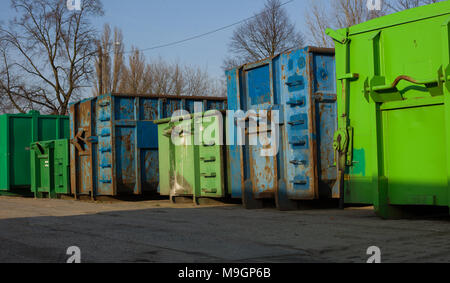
[327,1,450,218]
[30,139,70,199]
[155,111,228,204]
[0,111,70,195]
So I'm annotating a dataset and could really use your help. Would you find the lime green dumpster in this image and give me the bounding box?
[327,1,450,218]
[155,111,228,204]
[30,139,70,199]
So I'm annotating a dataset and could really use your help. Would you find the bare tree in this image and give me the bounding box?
[93,24,124,96]
[306,0,387,48]
[116,53,187,96]
[0,0,103,114]
[305,2,332,48]
[111,27,125,93]
[385,0,443,12]
[208,77,227,98]
[334,0,386,28]
[183,66,210,97]
[119,47,152,94]
[0,44,32,113]
[171,62,184,96]
[224,0,305,69]
[148,58,173,95]
[306,0,443,48]
[113,49,222,97]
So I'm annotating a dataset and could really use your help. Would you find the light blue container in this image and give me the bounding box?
[226,46,338,210]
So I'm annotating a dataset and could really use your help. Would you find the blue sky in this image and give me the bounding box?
[0,0,314,79]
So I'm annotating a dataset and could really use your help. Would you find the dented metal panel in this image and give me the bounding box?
[226,46,337,210]
[70,93,226,197]
[226,68,244,199]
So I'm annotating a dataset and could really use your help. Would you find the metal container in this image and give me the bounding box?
[30,139,70,198]
[226,46,337,210]
[326,1,450,218]
[155,111,229,204]
[69,93,226,197]
[0,111,69,195]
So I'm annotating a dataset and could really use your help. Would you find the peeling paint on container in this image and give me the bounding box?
[226,46,337,210]
[69,93,226,197]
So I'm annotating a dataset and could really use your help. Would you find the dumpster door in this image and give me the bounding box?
[283,50,317,200]
[30,141,52,197]
[172,118,197,199]
[243,61,278,207]
[96,96,114,195]
[383,104,447,206]
[282,50,337,201]
[198,113,225,198]
[71,100,95,197]
[54,140,70,195]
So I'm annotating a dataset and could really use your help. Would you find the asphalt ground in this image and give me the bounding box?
[0,196,448,263]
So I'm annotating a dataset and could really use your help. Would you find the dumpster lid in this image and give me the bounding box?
[69,93,227,107]
[226,46,335,72]
[342,1,450,36]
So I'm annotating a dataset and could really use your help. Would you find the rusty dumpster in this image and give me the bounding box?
[69,93,226,197]
[226,46,338,210]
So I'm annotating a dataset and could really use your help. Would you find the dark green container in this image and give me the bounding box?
[30,139,70,199]
[0,111,69,195]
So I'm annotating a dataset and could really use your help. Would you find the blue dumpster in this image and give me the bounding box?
[226,46,337,210]
[69,93,227,197]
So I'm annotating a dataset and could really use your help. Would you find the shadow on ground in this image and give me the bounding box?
[0,199,448,263]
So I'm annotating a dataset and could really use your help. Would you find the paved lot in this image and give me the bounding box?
[0,196,448,263]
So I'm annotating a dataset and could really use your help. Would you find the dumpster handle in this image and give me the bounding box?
[35,143,45,155]
[371,75,447,92]
[163,126,191,138]
[388,75,437,89]
[71,129,98,154]
[391,75,425,87]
